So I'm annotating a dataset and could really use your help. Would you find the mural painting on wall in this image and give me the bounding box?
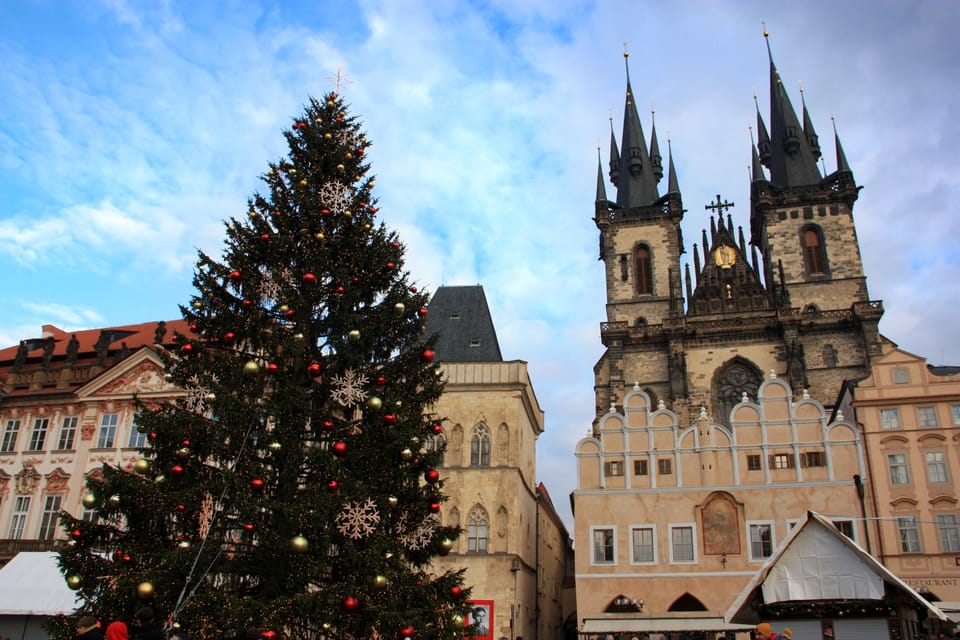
[700,492,741,555]
[466,600,493,640]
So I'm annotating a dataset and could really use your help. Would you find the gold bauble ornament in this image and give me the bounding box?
[289,168,297,175]
[344,211,352,218]
[133,459,150,474]
[155,474,166,484]
[291,535,309,554]
[371,575,389,591]
[268,442,282,452]
[249,210,258,218]
[192,301,202,309]
[293,333,305,343]
[336,164,345,171]
[409,437,420,445]
[136,582,155,600]
[387,496,398,506]
[164,373,174,382]
[66,575,83,590]
[82,493,97,508]
[178,540,191,549]
[394,302,405,315]
[299,179,308,186]
[366,396,382,410]
[244,361,260,376]
[177,447,191,457]
[438,538,455,556]
[348,329,360,341]
[109,494,121,506]
[451,615,465,629]
[205,392,216,402]
[315,232,325,240]
[401,448,413,460]
[279,304,289,313]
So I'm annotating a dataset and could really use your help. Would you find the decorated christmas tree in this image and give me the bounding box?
[56,91,473,640]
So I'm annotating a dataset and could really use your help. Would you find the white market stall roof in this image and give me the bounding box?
[725,511,948,624]
[0,552,79,616]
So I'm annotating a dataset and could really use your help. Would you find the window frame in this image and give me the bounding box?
[669,523,697,564]
[635,244,653,295]
[936,514,960,553]
[1,419,21,453]
[27,418,49,452]
[57,416,78,451]
[657,458,672,475]
[8,496,31,539]
[467,506,489,554]
[746,454,762,471]
[38,495,63,540]
[127,418,148,449]
[916,406,938,428]
[879,408,901,430]
[887,453,910,486]
[633,459,648,476]
[770,453,794,469]
[747,521,776,562]
[897,516,922,553]
[470,424,491,467]
[604,460,624,477]
[800,225,828,276]
[832,519,857,543]
[590,525,616,565]
[97,413,119,449]
[629,525,656,565]
[925,450,950,484]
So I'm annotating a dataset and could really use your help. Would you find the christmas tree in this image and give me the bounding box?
[56,92,473,640]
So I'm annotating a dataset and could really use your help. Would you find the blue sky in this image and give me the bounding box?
[2,0,959,531]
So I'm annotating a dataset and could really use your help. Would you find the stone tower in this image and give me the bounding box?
[593,39,885,427]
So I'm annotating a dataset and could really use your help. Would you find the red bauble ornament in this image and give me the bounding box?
[399,627,415,639]
[244,523,255,533]
[351,276,359,284]
[261,233,270,241]
[376,376,386,386]
[229,270,242,283]
[384,414,397,425]
[429,502,441,513]
[242,299,253,308]
[336,286,345,294]
[177,504,186,512]
[303,273,317,285]
[122,554,132,563]
[432,424,443,434]
[181,343,194,355]
[386,262,395,270]
[425,469,440,484]
[71,529,82,540]
[285,308,295,318]
[152,405,162,412]
[422,349,435,363]
[171,464,184,477]
[295,121,305,130]
[410,286,418,292]
[308,362,322,378]
[149,432,158,440]
[450,585,463,598]
[224,332,236,344]
[321,208,330,216]
[262,632,277,640]
[322,420,335,431]
[114,550,124,560]
[266,363,280,375]
[189,322,199,333]
[251,478,265,491]
[418,307,428,317]
[332,441,348,457]
[370,207,379,214]
[327,480,339,493]
[342,596,359,613]
[182,439,190,446]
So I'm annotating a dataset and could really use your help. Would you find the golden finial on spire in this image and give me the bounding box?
[650,100,655,116]
[762,21,768,38]
[623,42,629,58]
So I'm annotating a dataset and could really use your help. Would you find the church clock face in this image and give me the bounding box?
[713,245,737,269]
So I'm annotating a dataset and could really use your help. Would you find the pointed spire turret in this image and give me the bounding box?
[666,138,680,194]
[750,126,767,182]
[755,95,771,166]
[832,116,852,175]
[763,30,822,187]
[596,146,608,203]
[800,88,822,161]
[615,50,660,207]
[608,117,620,185]
[650,108,663,183]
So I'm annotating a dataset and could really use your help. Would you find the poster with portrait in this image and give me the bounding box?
[466,600,493,640]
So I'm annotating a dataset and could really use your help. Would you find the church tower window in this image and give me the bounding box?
[467,505,489,553]
[801,225,828,275]
[635,245,652,294]
[470,424,490,467]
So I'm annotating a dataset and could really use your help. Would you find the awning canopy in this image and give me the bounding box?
[581,616,753,633]
[0,552,79,616]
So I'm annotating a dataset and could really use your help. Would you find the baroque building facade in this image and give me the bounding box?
[838,348,960,625]
[426,285,575,640]
[0,320,187,562]
[574,36,893,636]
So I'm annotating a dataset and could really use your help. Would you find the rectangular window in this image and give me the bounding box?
[592,527,615,564]
[657,458,672,475]
[127,418,148,448]
[633,459,648,476]
[803,451,826,467]
[880,408,901,430]
[926,451,949,484]
[747,454,762,471]
[952,405,960,425]
[97,413,119,448]
[897,516,921,553]
[38,495,63,540]
[8,496,30,539]
[833,519,856,541]
[888,453,910,486]
[57,416,78,450]
[749,523,774,561]
[27,418,49,451]
[770,453,794,469]
[917,406,938,427]
[1,420,21,453]
[630,526,655,564]
[81,507,98,522]
[892,367,910,384]
[670,525,695,563]
[936,514,960,553]
[604,460,623,477]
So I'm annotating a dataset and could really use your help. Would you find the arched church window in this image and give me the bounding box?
[713,359,763,426]
[823,344,837,368]
[635,245,652,295]
[426,432,445,466]
[801,226,827,275]
[467,505,489,553]
[470,424,490,467]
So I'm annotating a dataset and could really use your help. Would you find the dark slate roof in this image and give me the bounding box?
[424,285,503,362]
[928,364,960,376]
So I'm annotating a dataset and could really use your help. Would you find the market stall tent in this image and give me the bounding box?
[0,552,79,640]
